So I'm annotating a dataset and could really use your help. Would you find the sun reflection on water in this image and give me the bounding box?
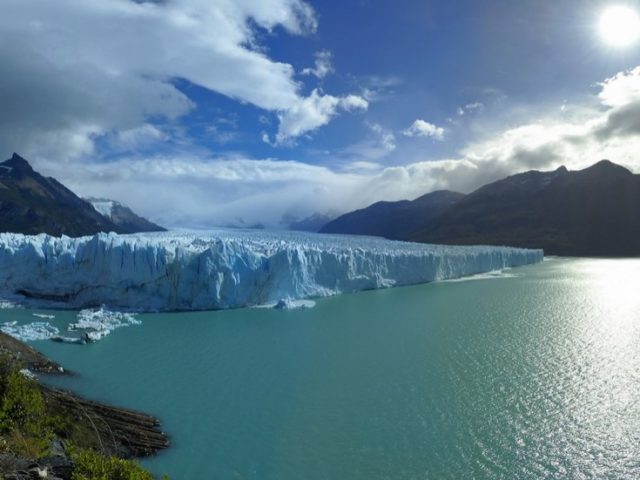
[557,259,640,477]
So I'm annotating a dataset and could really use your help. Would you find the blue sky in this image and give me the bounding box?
[2,0,640,227]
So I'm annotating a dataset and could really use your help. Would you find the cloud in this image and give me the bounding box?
[458,66,640,175]
[42,155,364,228]
[111,124,168,151]
[301,50,334,79]
[456,102,485,116]
[274,89,368,144]
[342,161,383,172]
[599,66,640,107]
[337,123,396,163]
[0,0,363,158]
[402,119,446,140]
[358,75,402,102]
[340,95,370,111]
[368,123,397,153]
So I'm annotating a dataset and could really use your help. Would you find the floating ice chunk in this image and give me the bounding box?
[0,230,544,312]
[273,299,316,310]
[2,307,141,344]
[68,306,141,343]
[32,313,55,319]
[85,330,109,342]
[1,321,60,341]
[0,299,22,309]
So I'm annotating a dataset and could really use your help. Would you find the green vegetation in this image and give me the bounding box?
[69,447,161,480]
[0,354,167,479]
[0,357,52,459]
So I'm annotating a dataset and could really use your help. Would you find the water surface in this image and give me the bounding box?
[10,258,640,479]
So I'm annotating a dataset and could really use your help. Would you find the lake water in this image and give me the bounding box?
[9,258,640,479]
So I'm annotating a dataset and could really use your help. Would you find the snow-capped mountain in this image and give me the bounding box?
[87,198,165,233]
[0,152,164,237]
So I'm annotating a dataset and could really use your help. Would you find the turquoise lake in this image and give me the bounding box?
[7,257,640,479]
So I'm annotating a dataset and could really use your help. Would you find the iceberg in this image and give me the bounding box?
[1,321,60,341]
[0,229,543,312]
[69,307,141,341]
[2,307,141,343]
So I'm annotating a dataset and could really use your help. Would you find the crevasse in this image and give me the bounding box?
[0,229,543,311]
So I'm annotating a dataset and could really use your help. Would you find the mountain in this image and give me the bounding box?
[285,213,336,232]
[321,160,640,256]
[0,153,164,236]
[87,198,166,233]
[320,190,465,239]
[416,160,640,256]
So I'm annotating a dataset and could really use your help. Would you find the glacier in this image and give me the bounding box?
[0,229,543,312]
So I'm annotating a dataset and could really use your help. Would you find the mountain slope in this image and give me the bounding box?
[287,213,336,232]
[0,153,122,236]
[0,153,164,236]
[87,198,165,233]
[416,160,640,256]
[320,190,465,239]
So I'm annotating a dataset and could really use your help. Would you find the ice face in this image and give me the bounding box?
[0,229,543,312]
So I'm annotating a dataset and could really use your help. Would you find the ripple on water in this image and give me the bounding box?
[12,258,640,480]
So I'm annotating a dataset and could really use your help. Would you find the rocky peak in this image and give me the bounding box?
[0,153,36,180]
[3,153,34,171]
[583,159,632,176]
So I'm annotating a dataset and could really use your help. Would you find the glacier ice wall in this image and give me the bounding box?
[0,230,543,311]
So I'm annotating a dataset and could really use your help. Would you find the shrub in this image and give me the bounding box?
[70,447,157,480]
[0,366,51,458]
[0,370,47,435]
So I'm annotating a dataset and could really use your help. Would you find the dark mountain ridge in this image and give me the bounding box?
[418,160,640,256]
[0,153,165,237]
[324,160,640,256]
[320,190,465,239]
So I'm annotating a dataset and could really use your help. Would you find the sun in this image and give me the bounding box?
[599,5,640,47]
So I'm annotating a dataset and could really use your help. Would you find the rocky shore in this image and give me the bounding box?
[0,331,169,479]
[41,386,169,458]
[0,333,64,375]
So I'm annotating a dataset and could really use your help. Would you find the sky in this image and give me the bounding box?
[2,0,640,228]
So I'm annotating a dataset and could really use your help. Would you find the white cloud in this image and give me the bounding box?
[599,66,640,107]
[41,155,363,228]
[275,89,368,144]
[337,123,396,163]
[0,0,363,158]
[359,75,402,102]
[340,95,370,111]
[301,50,334,79]
[369,123,397,153]
[457,102,484,116]
[402,119,446,140]
[342,161,383,172]
[112,124,168,150]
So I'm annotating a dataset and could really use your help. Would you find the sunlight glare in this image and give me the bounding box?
[599,6,640,47]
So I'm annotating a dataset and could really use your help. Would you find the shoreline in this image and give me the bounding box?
[0,331,169,479]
